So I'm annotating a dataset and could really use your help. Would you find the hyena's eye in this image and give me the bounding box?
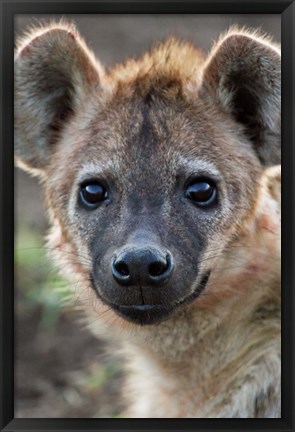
[185,179,217,207]
[79,181,108,209]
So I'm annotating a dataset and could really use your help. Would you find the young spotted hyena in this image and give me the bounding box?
[15,22,281,418]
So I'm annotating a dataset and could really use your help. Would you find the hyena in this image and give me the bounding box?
[15,22,281,418]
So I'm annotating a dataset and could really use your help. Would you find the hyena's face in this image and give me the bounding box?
[15,24,280,325]
[47,94,262,325]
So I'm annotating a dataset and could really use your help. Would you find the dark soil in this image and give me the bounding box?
[15,297,126,418]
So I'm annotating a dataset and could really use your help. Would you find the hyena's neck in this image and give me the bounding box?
[125,288,275,373]
[123,245,280,370]
[122,283,280,417]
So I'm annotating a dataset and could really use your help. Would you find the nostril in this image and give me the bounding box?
[112,256,131,286]
[149,260,167,277]
[149,262,165,277]
[114,261,130,277]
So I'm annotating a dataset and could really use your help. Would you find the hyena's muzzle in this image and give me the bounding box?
[108,240,175,324]
[90,219,211,325]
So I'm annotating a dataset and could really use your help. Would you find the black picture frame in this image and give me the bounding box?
[1,0,294,431]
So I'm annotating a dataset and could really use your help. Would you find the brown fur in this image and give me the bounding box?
[15,22,281,418]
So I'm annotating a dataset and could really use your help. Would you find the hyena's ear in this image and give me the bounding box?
[15,23,101,175]
[201,29,281,166]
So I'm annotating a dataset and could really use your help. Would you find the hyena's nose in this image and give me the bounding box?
[112,247,174,287]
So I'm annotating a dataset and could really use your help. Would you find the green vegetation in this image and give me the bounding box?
[85,361,122,392]
[15,226,125,417]
[15,226,72,329]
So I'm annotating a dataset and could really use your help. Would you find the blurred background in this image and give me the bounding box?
[15,14,281,418]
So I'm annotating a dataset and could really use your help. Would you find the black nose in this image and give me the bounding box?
[112,247,174,286]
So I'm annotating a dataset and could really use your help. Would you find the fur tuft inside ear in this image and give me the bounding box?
[15,21,102,175]
[201,27,281,166]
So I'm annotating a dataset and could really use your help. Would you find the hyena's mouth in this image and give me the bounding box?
[176,270,211,308]
[116,304,172,325]
[92,271,211,325]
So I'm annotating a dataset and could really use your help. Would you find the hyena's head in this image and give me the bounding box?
[15,23,280,325]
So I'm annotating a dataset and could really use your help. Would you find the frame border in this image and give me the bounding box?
[1,1,294,431]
